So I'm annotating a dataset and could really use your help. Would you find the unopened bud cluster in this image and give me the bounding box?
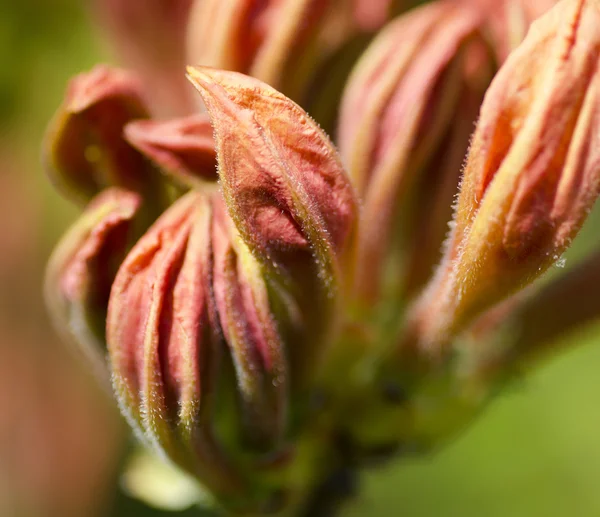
[43,0,600,514]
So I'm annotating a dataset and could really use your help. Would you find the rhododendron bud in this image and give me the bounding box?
[43,66,161,205]
[45,188,142,384]
[408,0,600,352]
[338,1,488,300]
[187,68,358,311]
[106,192,255,508]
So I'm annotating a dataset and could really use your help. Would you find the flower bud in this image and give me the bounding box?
[409,0,600,351]
[124,114,218,187]
[107,191,254,507]
[45,188,142,386]
[187,67,358,304]
[337,1,486,300]
[43,66,161,205]
[95,0,197,116]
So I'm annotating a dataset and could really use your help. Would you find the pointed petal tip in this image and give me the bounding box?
[186,65,216,90]
[185,66,232,107]
[186,66,276,97]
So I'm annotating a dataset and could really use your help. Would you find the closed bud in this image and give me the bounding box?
[45,188,142,386]
[337,1,487,300]
[409,0,600,352]
[187,68,358,319]
[107,191,257,509]
[43,66,161,205]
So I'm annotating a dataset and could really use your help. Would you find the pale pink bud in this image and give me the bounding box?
[107,191,253,505]
[338,1,486,300]
[187,67,358,298]
[409,0,600,352]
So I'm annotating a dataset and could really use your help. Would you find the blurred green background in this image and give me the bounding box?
[2,1,600,516]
